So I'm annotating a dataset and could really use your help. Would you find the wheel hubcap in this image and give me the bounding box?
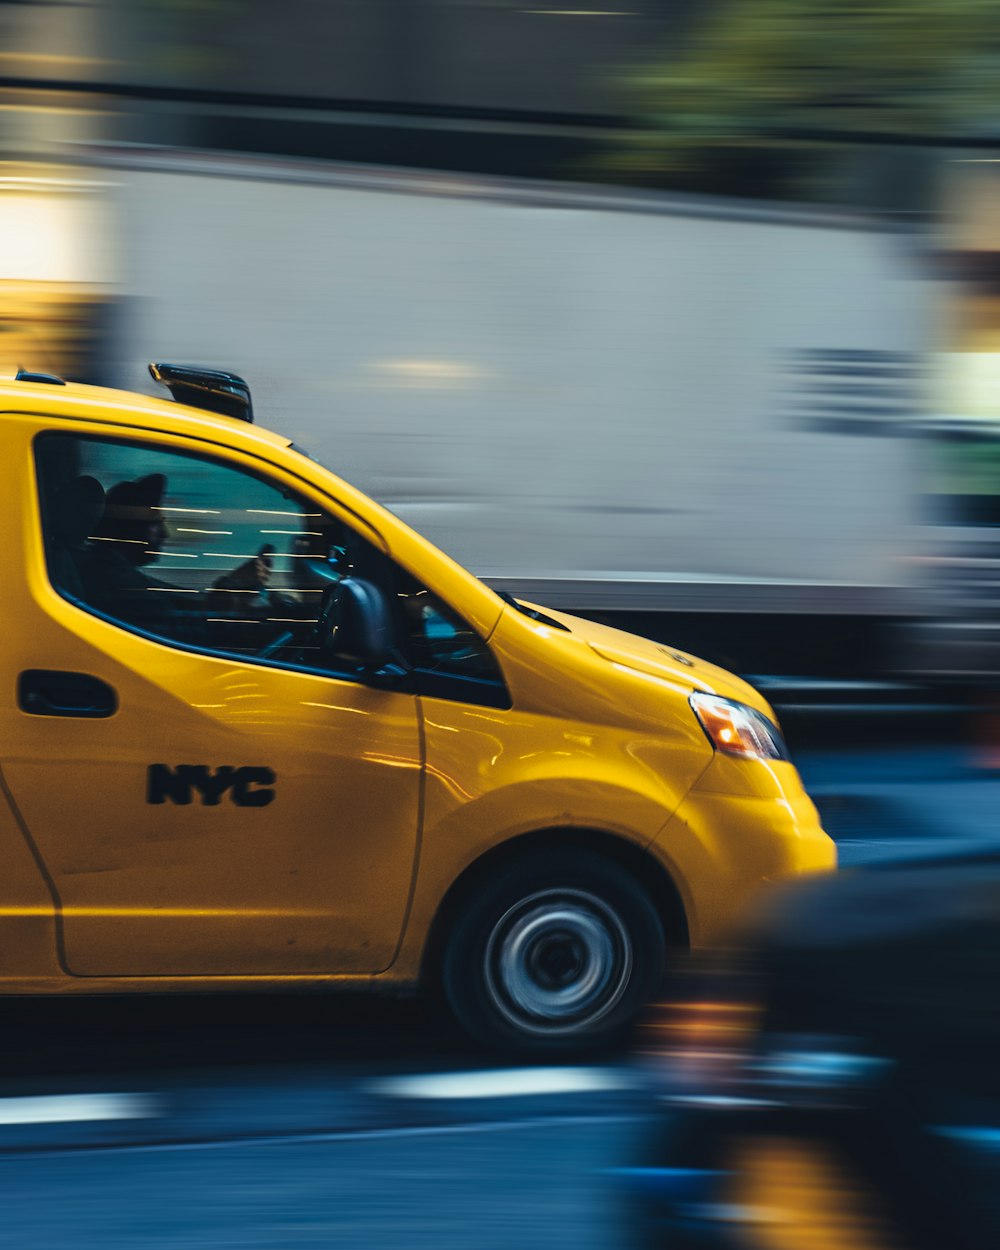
[485,889,633,1036]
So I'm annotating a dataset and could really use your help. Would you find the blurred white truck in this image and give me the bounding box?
[48,148,943,673]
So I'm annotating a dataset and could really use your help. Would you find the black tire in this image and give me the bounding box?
[441,848,667,1055]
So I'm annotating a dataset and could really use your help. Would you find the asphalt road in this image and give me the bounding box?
[0,992,650,1250]
[0,1117,642,1250]
[2,738,996,1249]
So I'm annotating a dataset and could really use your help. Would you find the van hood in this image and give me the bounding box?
[518,602,773,717]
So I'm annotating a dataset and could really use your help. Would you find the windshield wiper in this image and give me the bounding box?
[497,590,571,632]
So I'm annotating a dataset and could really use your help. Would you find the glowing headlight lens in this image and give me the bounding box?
[690,694,788,761]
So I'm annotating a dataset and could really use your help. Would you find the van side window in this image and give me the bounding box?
[34,433,382,678]
[394,573,509,708]
[34,433,509,706]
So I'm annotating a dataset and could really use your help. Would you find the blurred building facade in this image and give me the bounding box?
[2,1,690,173]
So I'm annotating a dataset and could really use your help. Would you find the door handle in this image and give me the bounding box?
[18,670,118,719]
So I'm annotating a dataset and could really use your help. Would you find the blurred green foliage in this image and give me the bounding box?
[132,0,241,80]
[605,0,1000,203]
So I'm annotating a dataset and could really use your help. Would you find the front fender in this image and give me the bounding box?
[391,768,697,983]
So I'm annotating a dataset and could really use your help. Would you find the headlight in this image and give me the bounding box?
[690,694,788,761]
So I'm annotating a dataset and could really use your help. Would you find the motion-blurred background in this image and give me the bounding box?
[7,0,1000,695]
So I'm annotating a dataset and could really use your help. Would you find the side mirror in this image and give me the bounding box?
[327,577,395,668]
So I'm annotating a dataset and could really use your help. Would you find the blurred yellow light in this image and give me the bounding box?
[729,1137,896,1250]
[0,53,110,68]
[369,358,491,387]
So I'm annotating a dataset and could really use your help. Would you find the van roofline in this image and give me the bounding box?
[0,376,292,451]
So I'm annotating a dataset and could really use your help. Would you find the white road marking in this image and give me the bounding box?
[0,1093,157,1126]
[368,1067,635,1100]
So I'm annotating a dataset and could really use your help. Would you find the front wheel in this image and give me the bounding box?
[442,849,667,1055]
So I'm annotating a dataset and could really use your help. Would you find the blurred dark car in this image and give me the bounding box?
[624,850,1000,1250]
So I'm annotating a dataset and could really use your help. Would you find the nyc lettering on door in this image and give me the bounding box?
[147,765,276,808]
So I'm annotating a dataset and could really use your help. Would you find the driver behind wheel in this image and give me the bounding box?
[81,474,274,645]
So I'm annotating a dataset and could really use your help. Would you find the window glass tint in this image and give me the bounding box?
[395,573,508,700]
[35,434,378,673]
[35,433,508,705]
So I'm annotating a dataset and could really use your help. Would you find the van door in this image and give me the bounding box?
[1,418,422,978]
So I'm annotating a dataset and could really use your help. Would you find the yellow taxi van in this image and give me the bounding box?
[0,364,836,1052]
